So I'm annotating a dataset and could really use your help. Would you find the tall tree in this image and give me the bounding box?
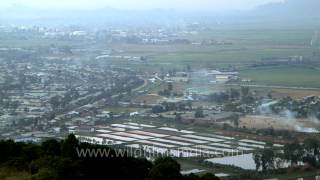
[148,157,182,180]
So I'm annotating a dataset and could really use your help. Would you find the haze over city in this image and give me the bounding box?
[0,0,284,11]
[1,0,320,180]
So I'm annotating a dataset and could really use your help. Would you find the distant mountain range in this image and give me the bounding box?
[254,0,320,18]
[0,0,319,27]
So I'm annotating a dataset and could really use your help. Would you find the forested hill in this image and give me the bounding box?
[0,134,220,180]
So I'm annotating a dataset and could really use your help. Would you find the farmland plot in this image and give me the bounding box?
[112,132,154,140]
[158,127,195,134]
[239,139,266,145]
[124,123,156,128]
[182,135,225,142]
[129,130,169,138]
[151,138,192,146]
[111,124,142,130]
[179,147,224,156]
[195,145,240,153]
[167,136,208,144]
[96,129,112,133]
[136,140,176,148]
[97,134,138,142]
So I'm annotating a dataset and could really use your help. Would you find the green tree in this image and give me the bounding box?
[254,152,262,171]
[187,100,193,110]
[229,88,240,99]
[195,107,204,118]
[168,82,173,91]
[31,168,58,180]
[254,149,275,171]
[49,95,63,110]
[241,86,250,97]
[41,139,61,156]
[230,113,240,128]
[284,141,303,166]
[61,134,79,158]
[200,173,220,180]
[175,114,182,123]
[152,105,165,113]
[148,157,182,180]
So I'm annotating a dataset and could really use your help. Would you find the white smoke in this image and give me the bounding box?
[294,125,319,133]
[257,101,278,115]
[257,100,319,133]
[279,109,297,119]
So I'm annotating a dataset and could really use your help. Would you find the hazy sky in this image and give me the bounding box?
[1,0,284,11]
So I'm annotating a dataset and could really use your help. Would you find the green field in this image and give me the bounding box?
[240,66,320,88]
[150,47,314,68]
[107,28,318,71]
[2,28,320,88]
[128,28,320,88]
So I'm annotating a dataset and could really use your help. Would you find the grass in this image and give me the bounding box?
[185,29,314,46]
[240,66,320,88]
[150,48,308,66]
[104,28,316,71]
[2,28,319,88]
[0,168,30,180]
[274,169,320,180]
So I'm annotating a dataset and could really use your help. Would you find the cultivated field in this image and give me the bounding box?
[76,120,284,174]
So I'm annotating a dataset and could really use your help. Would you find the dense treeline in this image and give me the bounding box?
[270,96,320,120]
[151,101,193,114]
[0,135,219,180]
[254,137,320,172]
[207,87,258,114]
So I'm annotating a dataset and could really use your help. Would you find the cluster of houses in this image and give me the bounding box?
[0,44,142,142]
